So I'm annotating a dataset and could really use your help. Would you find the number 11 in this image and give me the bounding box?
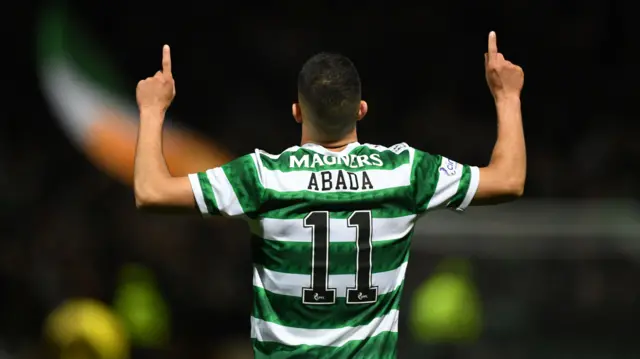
[302,210,378,305]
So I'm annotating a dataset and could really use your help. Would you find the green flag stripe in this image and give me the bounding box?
[252,284,403,329]
[252,331,398,359]
[37,5,123,93]
[252,235,410,275]
[447,165,471,209]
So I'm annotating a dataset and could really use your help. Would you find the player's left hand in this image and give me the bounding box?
[136,45,176,113]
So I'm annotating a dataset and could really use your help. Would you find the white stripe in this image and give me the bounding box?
[255,215,416,243]
[301,142,361,157]
[205,167,245,217]
[361,143,390,152]
[251,151,265,187]
[408,147,416,168]
[252,262,407,298]
[457,166,480,211]
[427,156,464,210]
[42,59,136,145]
[250,309,400,347]
[188,173,210,216]
[260,164,412,193]
[258,146,300,159]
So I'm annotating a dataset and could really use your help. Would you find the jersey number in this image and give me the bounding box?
[302,211,378,305]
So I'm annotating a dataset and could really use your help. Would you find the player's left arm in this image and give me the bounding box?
[412,149,481,213]
[413,32,525,213]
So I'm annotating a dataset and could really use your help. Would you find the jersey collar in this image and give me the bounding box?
[301,142,360,157]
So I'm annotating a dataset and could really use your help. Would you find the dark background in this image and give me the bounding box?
[3,0,640,358]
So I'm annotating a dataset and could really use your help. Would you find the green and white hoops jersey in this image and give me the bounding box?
[189,142,479,359]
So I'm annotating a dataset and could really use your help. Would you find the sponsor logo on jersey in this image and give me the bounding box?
[389,143,409,154]
[290,153,383,169]
[439,158,459,176]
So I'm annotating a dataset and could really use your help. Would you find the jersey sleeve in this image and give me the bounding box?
[188,153,263,218]
[412,148,480,213]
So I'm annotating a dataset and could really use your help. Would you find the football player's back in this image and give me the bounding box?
[134,32,525,359]
[246,136,482,357]
[249,142,415,358]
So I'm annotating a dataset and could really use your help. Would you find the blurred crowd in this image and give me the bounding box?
[3,0,639,358]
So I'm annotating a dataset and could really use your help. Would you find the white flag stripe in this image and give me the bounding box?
[42,60,134,143]
[255,215,417,243]
[188,174,210,216]
[260,164,412,193]
[252,262,407,298]
[204,167,245,217]
[250,309,400,347]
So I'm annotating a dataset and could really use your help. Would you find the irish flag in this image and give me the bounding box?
[37,4,231,185]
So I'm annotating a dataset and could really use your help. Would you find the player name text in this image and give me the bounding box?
[308,170,374,191]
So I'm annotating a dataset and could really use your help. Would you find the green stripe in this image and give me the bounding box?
[197,172,219,215]
[412,150,440,213]
[260,147,410,173]
[220,154,263,217]
[252,284,403,329]
[37,5,123,93]
[252,331,398,359]
[252,235,410,275]
[447,165,471,209]
[259,187,414,219]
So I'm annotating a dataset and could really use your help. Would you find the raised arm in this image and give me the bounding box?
[133,45,195,210]
[474,31,526,204]
[411,32,525,214]
[133,45,262,217]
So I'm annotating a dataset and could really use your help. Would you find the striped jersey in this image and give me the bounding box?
[189,141,479,359]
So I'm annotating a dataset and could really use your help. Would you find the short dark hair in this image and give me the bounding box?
[297,53,361,139]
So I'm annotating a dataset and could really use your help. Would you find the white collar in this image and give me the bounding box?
[301,142,361,156]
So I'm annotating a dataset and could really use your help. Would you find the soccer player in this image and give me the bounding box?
[134,31,525,358]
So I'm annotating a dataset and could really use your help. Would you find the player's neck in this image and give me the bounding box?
[300,128,359,152]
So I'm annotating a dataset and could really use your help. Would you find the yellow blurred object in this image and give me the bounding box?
[60,339,101,359]
[410,258,482,343]
[45,299,129,359]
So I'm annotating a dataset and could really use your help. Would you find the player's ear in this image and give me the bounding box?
[357,100,368,121]
[292,103,303,124]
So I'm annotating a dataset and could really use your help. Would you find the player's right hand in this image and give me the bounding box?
[136,45,176,113]
[484,32,524,101]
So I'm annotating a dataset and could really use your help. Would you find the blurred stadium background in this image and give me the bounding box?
[3,0,640,358]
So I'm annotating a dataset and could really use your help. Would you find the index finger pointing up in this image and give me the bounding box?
[162,44,172,76]
[488,31,498,56]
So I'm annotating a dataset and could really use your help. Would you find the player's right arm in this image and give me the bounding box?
[133,45,262,217]
[473,31,526,205]
[188,154,263,218]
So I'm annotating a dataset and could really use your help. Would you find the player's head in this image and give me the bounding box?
[293,53,367,141]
